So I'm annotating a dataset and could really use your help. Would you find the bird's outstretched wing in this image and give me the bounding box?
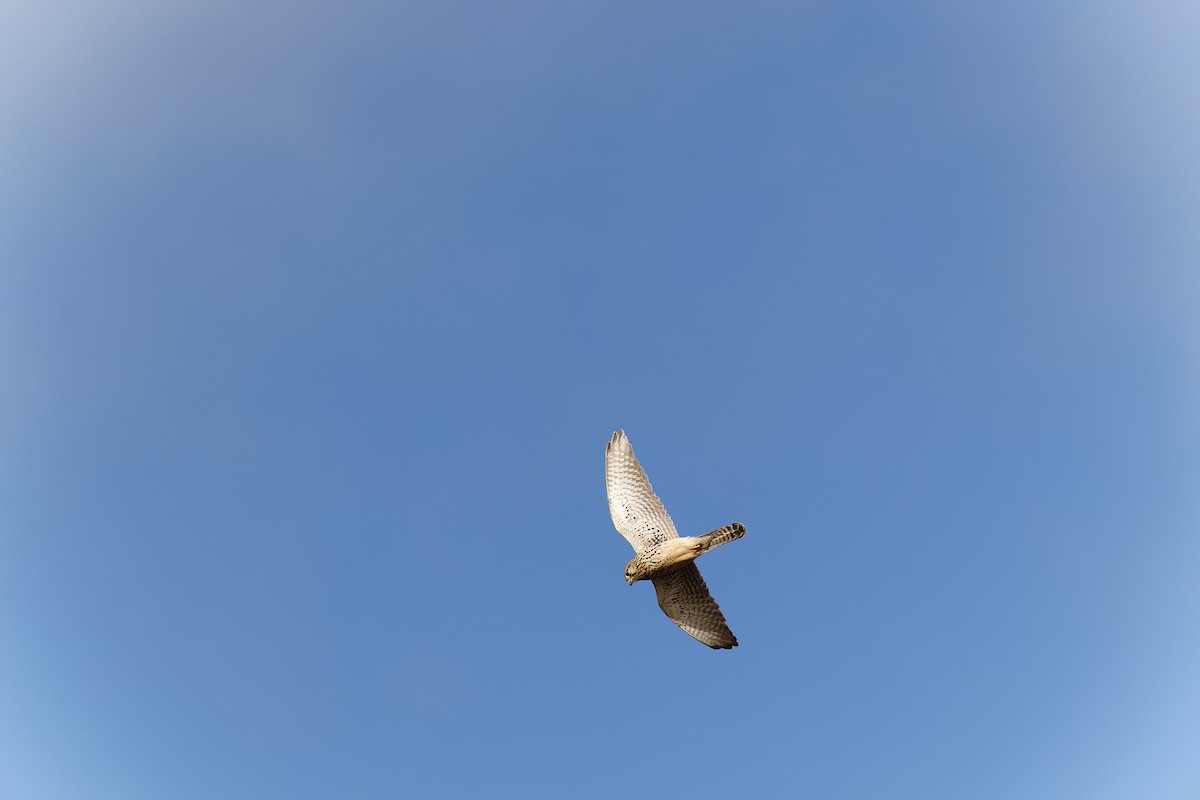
[652,564,738,649]
[605,429,678,553]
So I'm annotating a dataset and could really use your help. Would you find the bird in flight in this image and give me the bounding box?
[604,430,745,649]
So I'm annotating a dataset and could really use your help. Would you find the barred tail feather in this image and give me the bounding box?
[697,522,745,554]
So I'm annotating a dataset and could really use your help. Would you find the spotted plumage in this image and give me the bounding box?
[604,430,745,649]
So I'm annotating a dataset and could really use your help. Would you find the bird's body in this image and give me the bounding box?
[604,430,745,649]
[624,524,747,584]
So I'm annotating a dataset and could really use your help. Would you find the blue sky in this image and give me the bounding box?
[3,2,1199,798]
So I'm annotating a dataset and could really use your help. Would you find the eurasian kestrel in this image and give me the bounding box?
[604,430,745,649]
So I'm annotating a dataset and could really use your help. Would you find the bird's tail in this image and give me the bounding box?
[695,522,746,554]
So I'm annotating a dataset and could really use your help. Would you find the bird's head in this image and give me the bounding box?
[624,560,641,585]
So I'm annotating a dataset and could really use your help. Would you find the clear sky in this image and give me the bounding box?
[3,2,1199,798]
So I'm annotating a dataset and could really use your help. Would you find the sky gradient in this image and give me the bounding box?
[3,2,1199,798]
